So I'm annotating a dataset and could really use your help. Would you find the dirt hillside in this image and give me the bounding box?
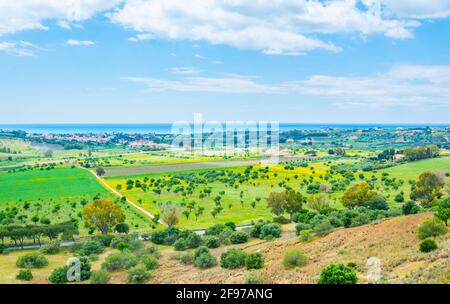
[143,213,449,284]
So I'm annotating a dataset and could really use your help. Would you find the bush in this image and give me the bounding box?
[92,235,114,247]
[299,230,313,242]
[245,271,264,284]
[245,253,264,270]
[259,223,281,240]
[72,240,104,256]
[224,222,236,231]
[16,253,49,269]
[180,252,194,265]
[230,231,248,244]
[102,251,138,272]
[142,256,159,270]
[40,242,60,255]
[350,214,370,228]
[194,252,216,269]
[313,220,334,236]
[295,223,312,235]
[173,238,189,251]
[419,239,438,253]
[417,219,447,240]
[402,201,420,215]
[364,196,388,210]
[204,236,220,249]
[116,242,130,251]
[90,270,111,284]
[272,216,291,224]
[186,233,203,249]
[317,263,358,284]
[282,249,307,269]
[16,269,33,281]
[48,266,69,284]
[193,247,216,269]
[220,248,247,269]
[75,256,92,281]
[127,265,151,284]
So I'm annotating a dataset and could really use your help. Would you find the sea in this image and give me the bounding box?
[0,123,448,135]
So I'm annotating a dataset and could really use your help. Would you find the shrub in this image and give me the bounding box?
[90,270,111,284]
[127,265,151,284]
[350,214,370,228]
[194,246,210,259]
[317,263,358,284]
[220,248,247,269]
[259,223,281,240]
[299,230,313,242]
[193,247,216,269]
[245,253,264,270]
[173,238,189,251]
[75,256,92,281]
[72,240,104,256]
[402,201,420,215]
[364,196,388,210]
[16,253,49,269]
[186,233,203,249]
[16,269,33,281]
[272,216,291,224]
[40,242,60,255]
[282,249,307,269]
[295,223,312,235]
[313,220,334,236]
[180,252,194,265]
[102,251,138,272]
[204,236,220,249]
[224,222,236,231]
[92,235,114,247]
[230,231,248,244]
[245,271,264,284]
[48,266,69,284]
[142,256,159,270]
[194,252,216,269]
[116,242,130,251]
[417,219,447,240]
[419,239,438,253]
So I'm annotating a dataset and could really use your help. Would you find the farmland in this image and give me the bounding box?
[0,126,449,285]
[0,167,152,233]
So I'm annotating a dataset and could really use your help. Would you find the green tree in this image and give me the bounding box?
[341,183,377,209]
[417,218,447,240]
[411,171,445,206]
[436,198,450,226]
[82,200,125,234]
[159,204,180,227]
[317,263,358,284]
[307,194,330,212]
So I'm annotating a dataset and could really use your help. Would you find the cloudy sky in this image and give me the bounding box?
[1,0,450,124]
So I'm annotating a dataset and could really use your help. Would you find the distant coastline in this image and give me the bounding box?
[0,123,449,134]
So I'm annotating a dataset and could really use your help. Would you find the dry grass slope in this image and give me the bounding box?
[149,213,449,284]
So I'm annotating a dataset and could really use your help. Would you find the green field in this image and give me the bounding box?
[105,157,450,229]
[0,167,152,233]
[381,157,450,180]
[0,167,107,202]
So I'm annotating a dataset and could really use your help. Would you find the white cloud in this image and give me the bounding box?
[382,0,450,19]
[168,67,202,75]
[108,0,439,54]
[0,41,42,57]
[65,39,95,46]
[124,64,450,107]
[124,75,277,93]
[0,0,122,36]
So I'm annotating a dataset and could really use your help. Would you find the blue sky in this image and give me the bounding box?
[1,0,450,124]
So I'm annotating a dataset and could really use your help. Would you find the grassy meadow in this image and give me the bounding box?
[0,167,152,234]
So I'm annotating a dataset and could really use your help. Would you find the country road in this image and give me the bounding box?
[89,169,158,221]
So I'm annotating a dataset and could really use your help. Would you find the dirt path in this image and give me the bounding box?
[89,169,158,221]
